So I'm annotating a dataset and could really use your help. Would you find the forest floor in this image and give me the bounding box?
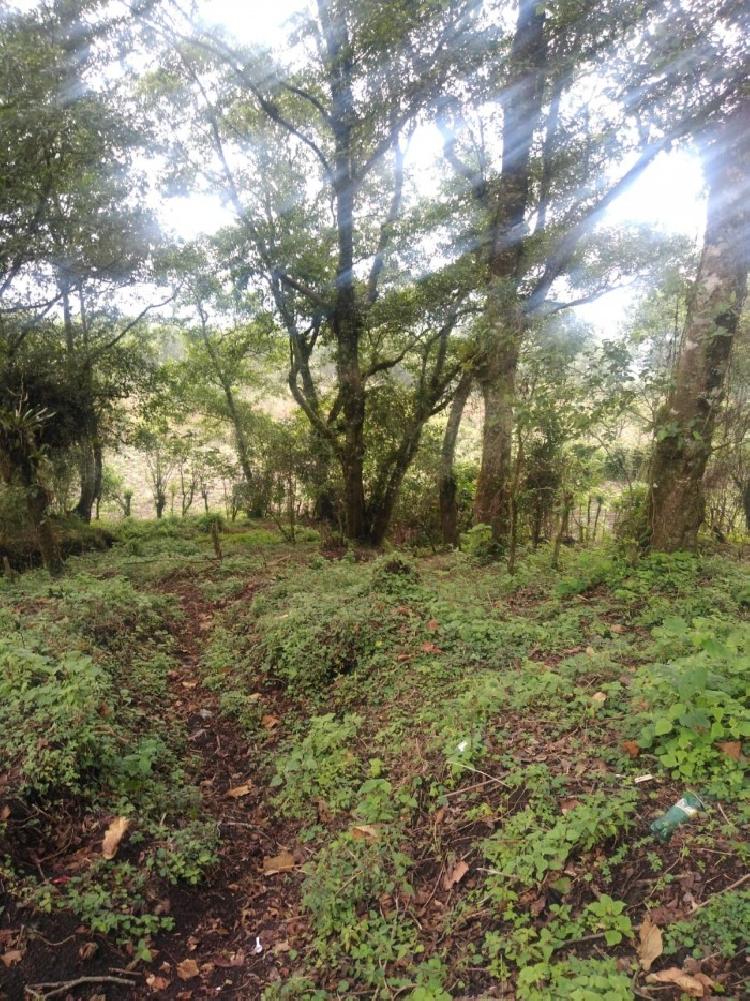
[1,518,748,1001]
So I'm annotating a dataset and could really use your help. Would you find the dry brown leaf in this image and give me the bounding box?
[1,949,23,968]
[396,652,411,662]
[101,815,130,860]
[717,740,742,761]
[610,623,626,634]
[622,740,641,758]
[351,824,381,842]
[442,859,469,890]
[637,916,663,971]
[591,691,607,706]
[262,714,280,729]
[421,642,441,654]
[0,804,10,821]
[426,618,440,632]
[646,966,712,997]
[79,942,98,961]
[176,958,201,980]
[560,798,581,814]
[227,783,252,799]
[263,850,296,874]
[146,974,171,991]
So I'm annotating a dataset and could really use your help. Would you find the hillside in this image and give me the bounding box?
[1,521,748,1000]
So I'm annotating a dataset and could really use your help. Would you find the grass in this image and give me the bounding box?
[0,519,748,998]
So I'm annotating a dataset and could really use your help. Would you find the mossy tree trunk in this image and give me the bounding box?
[648,108,750,552]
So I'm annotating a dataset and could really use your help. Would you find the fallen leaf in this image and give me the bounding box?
[610,623,626,634]
[421,642,441,654]
[646,966,712,997]
[585,645,596,657]
[1,949,23,967]
[560,798,581,814]
[227,783,252,799]
[351,824,381,842]
[263,850,296,874]
[591,691,607,706]
[79,942,98,961]
[717,740,742,761]
[442,859,469,890]
[1,804,10,821]
[637,916,663,971]
[182,680,198,689]
[101,815,130,859]
[396,652,411,662]
[634,773,654,784]
[622,740,640,757]
[426,618,440,632]
[262,714,280,729]
[146,975,171,991]
[176,958,200,980]
[529,895,546,917]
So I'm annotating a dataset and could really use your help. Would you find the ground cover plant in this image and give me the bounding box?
[1,519,747,999]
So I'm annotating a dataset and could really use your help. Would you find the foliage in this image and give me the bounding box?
[272,713,364,819]
[634,617,750,789]
[664,889,750,960]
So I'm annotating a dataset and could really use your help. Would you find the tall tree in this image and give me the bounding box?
[439,0,747,545]
[648,104,750,551]
[0,0,164,540]
[147,0,483,542]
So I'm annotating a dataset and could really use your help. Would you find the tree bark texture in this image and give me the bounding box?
[439,370,472,545]
[648,108,750,552]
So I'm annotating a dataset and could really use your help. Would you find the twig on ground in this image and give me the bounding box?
[691,871,750,912]
[25,976,136,999]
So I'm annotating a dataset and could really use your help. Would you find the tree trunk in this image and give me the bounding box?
[473,313,522,542]
[439,370,472,545]
[75,435,102,523]
[648,108,750,552]
[26,482,62,574]
[474,0,546,545]
[551,491,573,570]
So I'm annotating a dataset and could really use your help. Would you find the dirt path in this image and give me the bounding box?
[3,577,306,1001]
[132,579,305,999]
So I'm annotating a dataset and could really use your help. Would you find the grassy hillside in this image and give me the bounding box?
[1,521,748,1000]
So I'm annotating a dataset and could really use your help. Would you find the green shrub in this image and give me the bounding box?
[272,713,364,818]
[634,617,750,788]
[612,483,649,549]
[516,957,632,1000]
[664,888,750,960]
[60,574,176,654]
[0,641,116,796]
[302,829,417,989]
[459,523,498,559]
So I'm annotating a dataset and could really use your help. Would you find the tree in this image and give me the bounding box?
[439,0,747,545]
[146,0,485,542]
[648,105,750,551]
[0,0,166,542]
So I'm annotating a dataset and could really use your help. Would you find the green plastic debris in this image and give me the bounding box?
[650,792,705,842]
